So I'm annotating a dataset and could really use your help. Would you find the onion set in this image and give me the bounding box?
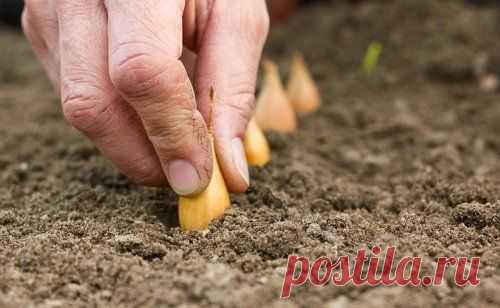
[178,89,231,231]
[287,53,321,113]
[178,53,321,231]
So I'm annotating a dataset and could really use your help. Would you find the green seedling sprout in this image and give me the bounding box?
[362,42,383,75]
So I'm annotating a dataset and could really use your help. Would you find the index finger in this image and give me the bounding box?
[104,0,212,196]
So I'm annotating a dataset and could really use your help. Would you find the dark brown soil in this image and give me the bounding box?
[1,1,500,307]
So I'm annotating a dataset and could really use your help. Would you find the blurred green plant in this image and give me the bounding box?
[362,42,383,75]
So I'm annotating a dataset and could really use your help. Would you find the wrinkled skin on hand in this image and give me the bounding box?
[22,0,269,195]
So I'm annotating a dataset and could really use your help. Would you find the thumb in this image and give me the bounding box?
[194,0,270,192]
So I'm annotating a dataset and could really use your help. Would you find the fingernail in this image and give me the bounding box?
[167,160,201,195]
[231,138,250,187]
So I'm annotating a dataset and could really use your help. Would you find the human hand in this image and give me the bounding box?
[22,0,269,195]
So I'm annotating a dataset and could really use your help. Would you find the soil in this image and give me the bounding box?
[1,0,500,307]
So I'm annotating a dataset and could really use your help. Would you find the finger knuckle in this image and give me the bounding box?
[109,42,172,99]
[224,90,255,124]
[62,90,112,136]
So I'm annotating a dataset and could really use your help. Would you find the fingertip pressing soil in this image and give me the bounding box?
[1,0,500,307]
